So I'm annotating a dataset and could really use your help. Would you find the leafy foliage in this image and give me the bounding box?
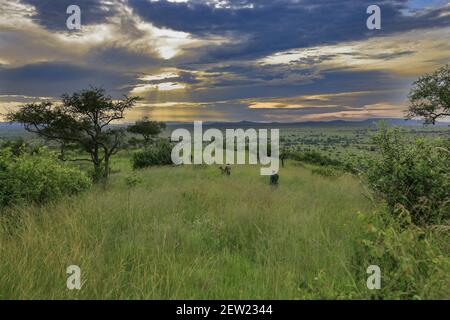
[364,125,450,225]
[311,166,342,178]
[290,150,354,172]
[0,148,91,208]
[353,209,449,299]
[127,117,166,149]
[1,139,32,157]
[407,64,450,124]
[292,150,342,166]
[132,140,173,169]
[7,87,139,180]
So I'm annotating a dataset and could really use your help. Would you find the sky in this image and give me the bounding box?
[0,0,449,122]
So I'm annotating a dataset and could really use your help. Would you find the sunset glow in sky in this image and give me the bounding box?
[0,0,449,122]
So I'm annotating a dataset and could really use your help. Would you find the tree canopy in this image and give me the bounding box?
[127,117,166,149]
[7,87,139,180]
[407,64,450,124]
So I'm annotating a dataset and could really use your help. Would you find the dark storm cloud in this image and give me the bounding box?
[140,69,409,105]
[177,71,201,84]
[21,0,117,30]
[1,0,448,121]
[129,0,450,61]
[206,64,290,82]
[86,46,160,71]
[140,71,200,85]
[345,50,416,61]
[0,62,137,97]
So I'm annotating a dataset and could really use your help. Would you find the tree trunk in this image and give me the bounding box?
[91,146,102,182]
[103,154,110,179]
[58,142,66,161]
[144,136,150,150]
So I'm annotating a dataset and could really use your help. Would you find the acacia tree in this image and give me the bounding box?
[127,116,166,149]
[7,87,139,180]
[407,64,450,124]
[280,147,291,168]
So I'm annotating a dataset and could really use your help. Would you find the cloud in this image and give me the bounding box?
[296,102,407,121]
[129,0,450,62]
[260,28,450,76]
[0,62,137,97]
[248,102,310,109]
[19,0,119,31]
[0,0,449,122]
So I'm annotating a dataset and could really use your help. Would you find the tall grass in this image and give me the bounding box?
[0,160,379,299]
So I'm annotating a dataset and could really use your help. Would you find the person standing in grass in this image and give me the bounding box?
[225,163,231,176]
[270,171,279,187]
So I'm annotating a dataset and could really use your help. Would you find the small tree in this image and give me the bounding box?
[280,147,291,168]
[7,87,139,181]
[127,117,166,149]
[407,64,450,124]
[364,124,450,225]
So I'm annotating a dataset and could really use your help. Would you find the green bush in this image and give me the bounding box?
[311,166,342,178]
[0,148,91,208]
[352,208,449,299]
[0,139,28,157]
[364,125,450,225]
[291,150,354,172]
[132,141,173,169]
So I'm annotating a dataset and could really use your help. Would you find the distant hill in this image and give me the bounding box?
[1,118,449,133]
[165,118,450,128]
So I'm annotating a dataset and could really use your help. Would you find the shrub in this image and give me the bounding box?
[291,150,354,172]
[364,125,450,225]
[124,175,142,188]
[352,208,450,299]
[311,166,342,178]
[132,140,173,169]
[291,150,339,166]
[0,147,91,208]
[0,139,28,156]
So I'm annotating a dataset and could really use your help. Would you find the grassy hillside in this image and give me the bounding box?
[0,161,376,299]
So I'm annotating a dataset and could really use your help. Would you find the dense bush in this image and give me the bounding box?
[132,141,173,169]
[364,126,450,225]
[291,150,354,172]
[292,150,336,166]
[0,147,91,208]
[311,166,342,178]
[352,208,449,299]
[0,139,42,157]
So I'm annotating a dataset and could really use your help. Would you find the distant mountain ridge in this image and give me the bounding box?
[165,118,450,127]
[1,118,449,129]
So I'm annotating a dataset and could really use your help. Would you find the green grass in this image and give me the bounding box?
[0,160,377,299]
